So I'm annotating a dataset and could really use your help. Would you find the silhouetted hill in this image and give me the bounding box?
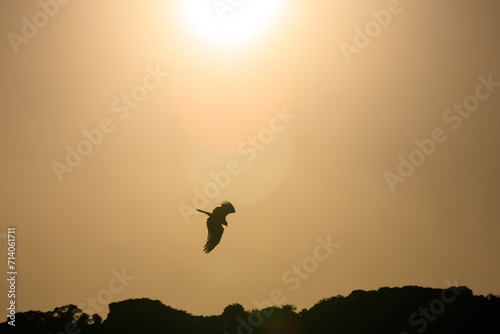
[2,286,499,334]
[103,298,221,334]
[300,286,499,333]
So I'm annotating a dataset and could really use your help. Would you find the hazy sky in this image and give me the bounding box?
[1,0,499,319]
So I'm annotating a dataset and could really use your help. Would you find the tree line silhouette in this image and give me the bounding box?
[2,286,499,334]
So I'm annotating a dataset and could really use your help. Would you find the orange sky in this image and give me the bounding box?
[1,0,499,319]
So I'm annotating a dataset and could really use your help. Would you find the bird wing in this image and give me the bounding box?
[204,219,224,253]
[212,201,236,217]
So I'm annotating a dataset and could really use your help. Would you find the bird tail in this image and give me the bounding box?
[197,209,211,216]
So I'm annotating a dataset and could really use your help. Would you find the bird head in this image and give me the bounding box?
[220,201,235,214]
[216,201,234,226]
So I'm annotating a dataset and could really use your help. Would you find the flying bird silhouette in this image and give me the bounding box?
[197,201,235,253]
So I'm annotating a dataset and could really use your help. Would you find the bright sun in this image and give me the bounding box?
[179,0,284,47]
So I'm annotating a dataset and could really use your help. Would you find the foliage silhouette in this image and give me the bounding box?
[2,286,499,334]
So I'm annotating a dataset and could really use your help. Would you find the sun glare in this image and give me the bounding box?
[179,0,284,47]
